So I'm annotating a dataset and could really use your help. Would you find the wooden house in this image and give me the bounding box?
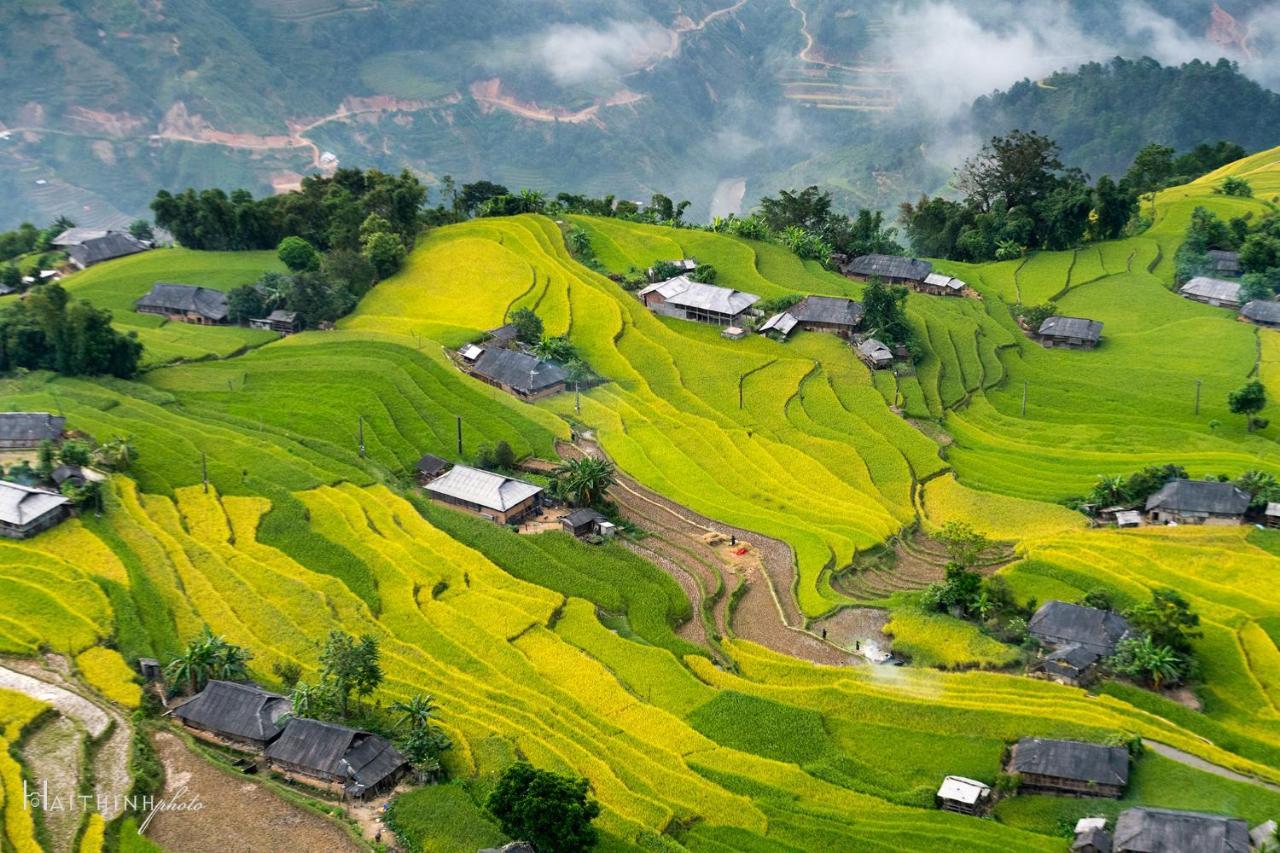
[789,295,864,337]
[638,276,759,326]
[562,508,614,538]
[920,272,967,296]
[0,412,65,449]
[935,776,991,815]
[0,480,70,539]
[249,310,301,334]
[1009,738,1130,798]
[170,680,291,750]
[135,283,230,325]
[425,464,543,524]
[1072,818,1113,853]
[841,254,932,287]
[1266,502,1280,528]
[1240,300,1280,327]
[466,347,567,401]
[1037,316,1103,349]
[65,231,149,270]
[1028,600,1132,685]
[1179,277,1242,309]
[1145,479,1249,525]
[1207,249,1242,278]
[1113,808,1249,853]
[265,718,407,799]
[415,454,450,485]
[857,338,894,369]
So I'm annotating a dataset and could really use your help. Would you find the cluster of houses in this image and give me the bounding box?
[1179,252,1280,328]
[134,282,302,333]
[1027,599,1133,686]
[1092,479,1259,529]
[170,680,406,800]
[416,454,615,537]
[839,253,968,297]
[0,412,74,539]
[938,735,1266,852]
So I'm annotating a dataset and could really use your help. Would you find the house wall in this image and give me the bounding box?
[0,506,67,539]
[1148,509,1242,526]
[267,758,343,784]
[1041,335,1097,350]
[429,492,539,525]
[801,321,857,339]
[1017,772,1123,798]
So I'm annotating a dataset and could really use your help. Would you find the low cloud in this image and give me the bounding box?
[533,20,672,86]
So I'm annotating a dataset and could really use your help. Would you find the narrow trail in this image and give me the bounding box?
[559,439,861,667]
[1143,739,1280,792]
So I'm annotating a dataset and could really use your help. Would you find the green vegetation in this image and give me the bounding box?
[486,762,601,853]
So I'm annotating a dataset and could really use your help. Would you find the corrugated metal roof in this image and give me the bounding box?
[844,254,932,282]
[52,228,109,247]
[791,295,864,326]
[0,412,65,443]
[639,275,758,316]
[1180,277,1242,304]
[1038,316,1103,342]
[858,338,893,361]
[924,272,967,291]
[1010,738,1129,786]
[426,464,542,512]
[1241,300,1280,324]
[1114,808,1249,853]
[936,776,989,804]
[759,312,798,336]
[135,283,229,322]
[1145,479,1249,515]
[0,480,70,526]
[171,680,291,742]
[470,348,566,393]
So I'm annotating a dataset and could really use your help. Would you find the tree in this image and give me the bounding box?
[1216,176,1253,197]
[533,336,576,364]
[759,186,833,233]
[277,236,319,272]
[493,440,516,471]
[127,220,155,242]
[322,249,377,298]
[510,308,543,344]
[58,439,91,467]
[486,762,600,853]
[861,279,913,346]
[226,284,266,324]
[459,181,510,216]
[1122,143,1175,198]
[164,627,250,695]
[1020,303,1057,330]
[391,693,440,732]
[1236,469,1280,511]
[0,264,20,292]
[289,681,336,719]
[1080,588,1115,611]
[956,130,1079,214]
[92,436,136,472]
[1109,635,1183,689]
[1228,380,1267,431]
[650,260,682,281]
[272,661,302,689]
[553,457,616,507]
[1125,588,1201,655]
[36,440,56,479]
[937,521,990,570]
[318,630,382,719]
[361,230,406,278]
[1091,175,1134,240]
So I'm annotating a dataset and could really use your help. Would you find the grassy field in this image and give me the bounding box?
[0,152,1279,849]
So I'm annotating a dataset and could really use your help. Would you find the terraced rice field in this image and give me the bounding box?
[2,150,1280,849]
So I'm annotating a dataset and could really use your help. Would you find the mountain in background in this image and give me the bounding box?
[1,0,1280,229]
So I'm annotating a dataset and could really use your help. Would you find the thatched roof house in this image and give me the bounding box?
[171,680,291,749]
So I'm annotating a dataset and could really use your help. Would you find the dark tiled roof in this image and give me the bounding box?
[1207,249,1242,276]
[415,454,449,476]
[1010,738,1129,787]
[135,283,229,322]
[564,508,605,527]
[1038,643,1101,674]
[1114,808,1249,853]
[844,254,932,282]
[1072,827,1112,852]
[1028,601,1131,657]
[1241,300,1280,324]
[471,348,566,393]
[1039,315,1103,342]
[1145,480,1249,516]
[791,295,864,327]
[171,680,291,742]
[0,412,65,443]
[265,718,405,791]
[66,232,148,267]
[487,323,518,342]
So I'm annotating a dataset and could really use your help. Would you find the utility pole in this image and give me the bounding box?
[738,378,744,410]
[456,415,463,456]
[1021,380,1028,417]
[201,452,209,494]
[357,415,365,458]
[575,380,581,415]
[1195,378,1202,415]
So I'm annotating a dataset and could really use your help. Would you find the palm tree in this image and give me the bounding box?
[391,693,440,732]
[289,681,331,719]
[553,457,616,508]
[92,435,137,472]
[1089,474,1127,507]
[165,628,219,695]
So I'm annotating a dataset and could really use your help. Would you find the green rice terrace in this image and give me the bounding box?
[3,150,1280,851]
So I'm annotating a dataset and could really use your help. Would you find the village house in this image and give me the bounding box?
[264,717,407,799]
[0,412,65,449]
[789,295,864,337]
[425,463,543,524]
[857,338,894,369]
[52,228,110,248]
[485,323,519,347]
[1008,737,1130,798]
[561,507,615,538]
[638,276,759,326]
[1145,479,1250,525]
[135,283,230,325]
[64,231,150,270]
[1207,249,1242,278]
[934,776,991,815]
[1179,276,1242,309]
[414,454,450,485]
[1240,300,1280,328]
[1072,817,1113,853]
[169,680,291,750]
[1028,600,1132,685]
[1266,502,1280,528]
[1113,807,1250,853]
[919,272,967,296]
[758,311,799,338]
[466,346,567,400]
[841,254,933,287]
[0,480,71,539]
[1037,316,1103,350]
[50,464,105,490]
[249,310,301,334]
[646,258,697,280]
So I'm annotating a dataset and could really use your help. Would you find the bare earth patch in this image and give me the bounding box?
[21,715,83,853]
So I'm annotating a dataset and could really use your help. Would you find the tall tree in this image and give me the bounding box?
[318,630,382,718]
[486,762,600,853]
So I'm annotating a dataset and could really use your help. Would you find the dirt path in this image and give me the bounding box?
[0,657,132,819]
[560,439,860,666]
[1142,740,1280,792]
[144,730,363,852]
[21,716,83,853]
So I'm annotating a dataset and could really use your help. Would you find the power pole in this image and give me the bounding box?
[1195,378,1202,415]
[456,415,463,456]
[1021,380,1028,417]
[575,380,581,415]
[201,452,209,494]
[738,378,744,410]
[358,415,365,458]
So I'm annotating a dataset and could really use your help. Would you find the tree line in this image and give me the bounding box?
[1176,199,1280,302]
[0,283,142,377]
